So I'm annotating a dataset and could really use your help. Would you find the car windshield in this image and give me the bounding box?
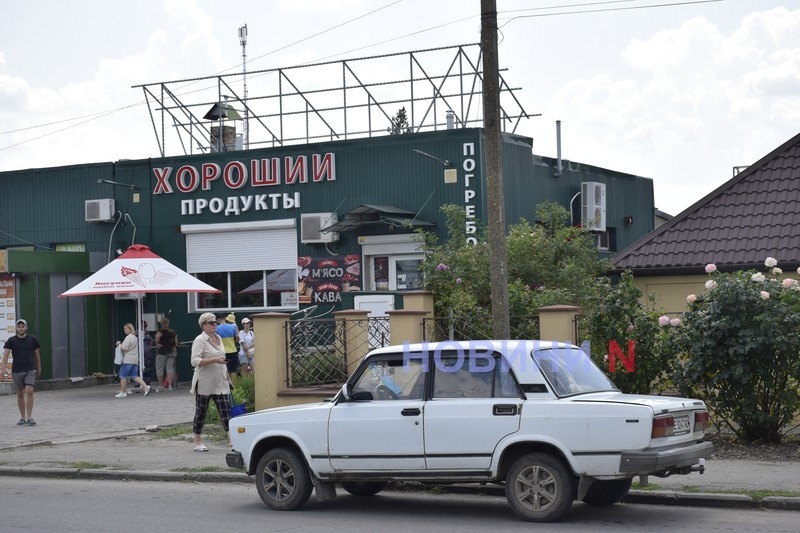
[532,347,617,397]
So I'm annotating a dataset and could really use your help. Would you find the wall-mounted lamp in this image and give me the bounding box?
[412,149,451,167]
[624,215,634,227]
[96,178,138,191]
[412,149,457,184]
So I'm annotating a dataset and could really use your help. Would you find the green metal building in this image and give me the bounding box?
[0,128,653,379]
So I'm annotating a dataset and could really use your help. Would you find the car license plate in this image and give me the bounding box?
[673,416,690,435]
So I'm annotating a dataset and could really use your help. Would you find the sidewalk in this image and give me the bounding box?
[1,383,800,511]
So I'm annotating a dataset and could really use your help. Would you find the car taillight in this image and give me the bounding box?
[651,416,674,438]
[694,411,709,432]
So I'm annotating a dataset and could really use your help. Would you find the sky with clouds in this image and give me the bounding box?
[1,0,798,216]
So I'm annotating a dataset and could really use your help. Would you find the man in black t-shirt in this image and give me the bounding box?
[1,319,42,426]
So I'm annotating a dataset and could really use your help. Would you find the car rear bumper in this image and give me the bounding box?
[619,441,713,474]
[226,450,245,469]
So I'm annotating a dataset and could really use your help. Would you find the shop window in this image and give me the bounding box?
[367,254,423,291]
[194,268,296,312]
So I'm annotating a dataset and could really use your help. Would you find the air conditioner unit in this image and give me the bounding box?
[114,292,145,300]
[581,182,607,232]
[301,213,339,244]
[85,199,116,223]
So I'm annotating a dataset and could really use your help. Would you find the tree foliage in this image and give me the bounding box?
[585,271,674,395]
[420,202,611,323]
[388,107,412,135]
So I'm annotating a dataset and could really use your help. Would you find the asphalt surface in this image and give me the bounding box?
[1,382,800,511]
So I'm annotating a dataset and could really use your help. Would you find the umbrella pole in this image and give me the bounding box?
[137,295,144,382]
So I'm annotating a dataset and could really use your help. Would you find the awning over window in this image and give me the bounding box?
[322,204,435,233]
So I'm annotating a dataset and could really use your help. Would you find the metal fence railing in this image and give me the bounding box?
[422,314,540,342]
[286,318,346,388]
[285,316,392,388]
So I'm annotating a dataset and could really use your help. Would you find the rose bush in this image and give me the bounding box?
[671,259,800,444]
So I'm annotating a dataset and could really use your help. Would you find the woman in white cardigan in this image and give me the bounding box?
[190,312,232,451]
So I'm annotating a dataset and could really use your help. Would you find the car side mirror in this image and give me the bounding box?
[340,383,374,402]
[340,383,352,401]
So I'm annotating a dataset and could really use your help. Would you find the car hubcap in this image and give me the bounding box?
[263,458,295,501]
[514,465,557,511]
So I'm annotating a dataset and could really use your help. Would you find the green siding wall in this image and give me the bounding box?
[0,127,654,378]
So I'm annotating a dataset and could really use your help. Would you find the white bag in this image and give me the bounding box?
[114,345,123,365]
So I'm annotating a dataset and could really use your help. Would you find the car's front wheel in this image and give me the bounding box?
[341,481,387,497]
[505,453,576,522]
[581,478,632,506]
[255,447,313,511]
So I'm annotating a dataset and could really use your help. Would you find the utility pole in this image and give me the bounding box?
[481,0,510,339]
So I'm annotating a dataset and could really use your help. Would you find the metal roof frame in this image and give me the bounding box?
[132,43,533,157]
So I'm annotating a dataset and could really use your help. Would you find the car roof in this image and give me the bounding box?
[366,340,580,385]
[368,340,576,355]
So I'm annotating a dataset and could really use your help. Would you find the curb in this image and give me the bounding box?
[625,490,758,508]
[0,466,252,484]
[626,490,800,511]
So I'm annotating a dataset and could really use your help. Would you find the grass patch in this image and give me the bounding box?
[632,481,800,500]
[149,425,193,439]
[148,422,228,442]
[172,466,240,473]
[70,461,106,469]
[676,486,800,500]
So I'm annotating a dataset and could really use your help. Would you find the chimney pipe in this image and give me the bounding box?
[555,120,563,177]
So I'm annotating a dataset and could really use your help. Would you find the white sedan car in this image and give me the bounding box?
[227,340,712,522]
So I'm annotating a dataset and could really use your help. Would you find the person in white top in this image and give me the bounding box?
[115,323,151,398]
[237,317,254,375]
[190,312,232,452]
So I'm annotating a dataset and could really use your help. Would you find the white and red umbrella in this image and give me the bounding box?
[60,244,221,379]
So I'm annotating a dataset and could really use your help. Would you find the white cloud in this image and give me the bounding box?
[537,6,800,215]
[0,1,798,217]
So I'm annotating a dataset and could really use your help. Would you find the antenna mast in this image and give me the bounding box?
[238,24,249,150]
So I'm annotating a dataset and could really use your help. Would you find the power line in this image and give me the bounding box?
[500,0,724,27]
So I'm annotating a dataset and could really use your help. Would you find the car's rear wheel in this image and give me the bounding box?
[255,447,313,511]
[341,481,387,497]
[581,478,632,506]
[505,453,576,522]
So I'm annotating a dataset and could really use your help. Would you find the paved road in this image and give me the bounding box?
[2,382,800,511]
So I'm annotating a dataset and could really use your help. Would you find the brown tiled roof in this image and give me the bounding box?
[613,132,800,276]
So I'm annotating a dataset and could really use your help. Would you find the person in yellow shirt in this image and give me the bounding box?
[216,313,240,380]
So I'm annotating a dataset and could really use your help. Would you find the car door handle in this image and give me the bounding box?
[401,408,421,416]
[493,404,518,416]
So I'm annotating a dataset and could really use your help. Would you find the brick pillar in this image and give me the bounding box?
[388,310,429,345]
[251,312,289,411]
[538,305,583,345]
[401,290,434,314]
[388,290,433,344]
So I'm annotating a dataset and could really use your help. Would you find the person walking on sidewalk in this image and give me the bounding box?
[1,319,41,426]
[237,317,254,375]
[116,323,151,398]
[190,312,232,452]
[154,316,178,391]
[217,313,240,380]
[140,320,155,387]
